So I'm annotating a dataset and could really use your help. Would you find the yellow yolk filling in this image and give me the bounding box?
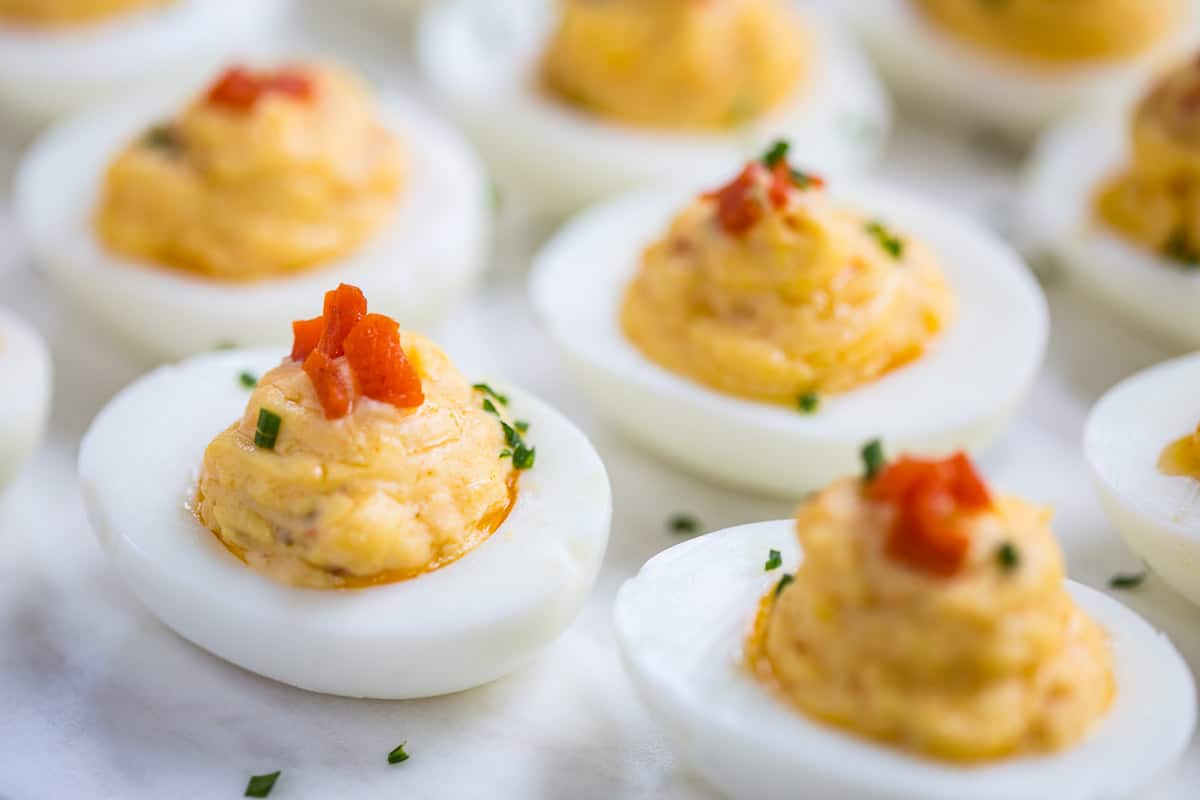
[196,331,517,590]
[913,0,1181,64]
[95,63,404,281]
[1160,423,1200,480]
[749,479,1113,762]
[541,0,807,130]
[0,0,166,26]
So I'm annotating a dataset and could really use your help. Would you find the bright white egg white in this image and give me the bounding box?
[0,307,52,493]
[841,0,1198,138]
[415,0,890,213]
[1022,106,1200,346]
[0,0,285,125]
[1085,353,1200,608]
[78,348,611,699]
[529,182,1048,497]
[15,81,491,363]
[614,520,1196,800]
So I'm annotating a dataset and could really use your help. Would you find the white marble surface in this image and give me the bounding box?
[2,4,1200,799]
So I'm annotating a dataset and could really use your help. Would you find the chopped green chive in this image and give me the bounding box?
[515,420,530,434]
[764,549,782,571]
[387,742,410,765]
[254,409,281,450]
[143,123,179,152]
[244,771,280,798]
[774,573,794,598]
[865,221,905,260]
[996,542,1020,572]
[239,371,258,389]
[861,439,885,481]
[669,514,701,534]
[512,443,536,470]
[482,398,499,416]
[473,383,509,406]
[1163,229,1200,268]
[499,449,513,459]
[761,139,789,168]
[1109,571,1146,590]
[797,392,819,414]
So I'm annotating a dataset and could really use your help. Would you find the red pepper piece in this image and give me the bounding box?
[712,164,766,235]
[302,349,351,420]
[290,316,324,362]
[344,313,424,408]
[206,66,262,111]
[266,70,315,101]
[316,283,367,359]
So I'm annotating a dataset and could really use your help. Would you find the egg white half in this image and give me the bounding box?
[614,520,1196,800]
[415,0,890,213]
[0,307,52,493]
[15,83,491,363]
[1022,106,1200,347]
[1085,353,1200,608]
[0,0,286,125]
[841,0,1198,138]
[529,182,1048,497]
[78,348,612,698]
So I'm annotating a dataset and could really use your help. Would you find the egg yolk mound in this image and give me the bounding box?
[1096,58,1200,266]
[753,452,1114,762]
[95,63,405,281]
[541,0,807,130]
[0,0,165,26]
[1160,421,1200,480]
[196,284,518,589]
[620,148,953,405]
[913,0,1181,63]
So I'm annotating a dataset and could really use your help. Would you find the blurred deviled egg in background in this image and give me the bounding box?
[16,59,490,361]
[0,307,52,494]
[531,143,1047,496]
[844,0,1197,138]
[416,0,889,213]
[1023,56,1200,346]
[79,283,611,698]
[0,0,285,126]
[614,448,1196,800]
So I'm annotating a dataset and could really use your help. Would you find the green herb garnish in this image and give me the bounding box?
[790,168,815,189]
[1163,229,1200,268]
[669,514,701,534]
[244,771,280,798]
[254,408,281,450]
[387,742,410,765]
[865,220,905,260]
[482,398,500,416]
[774,573,794,598]
[499,449,513,458]
[996,542,1020,572]
[512,443,536,470]
[474,383,509,406]
[143,123,180,152]
[501,421,521,448]
[797,392,819,414]
[861,439,885,480]
[239,371,258,389]
[1109,571,1147,590]
[762,139,790,168]
[515,420,530,434]
[764,549,782,571]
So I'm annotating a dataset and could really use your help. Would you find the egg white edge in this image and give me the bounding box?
[415,0,892,206]
[528,181,1048,492]
[14,80,491,361]
[613,520,1197,800]
[0,306,53,490]
[77,348,613,698]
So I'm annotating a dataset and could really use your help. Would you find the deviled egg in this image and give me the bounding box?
[615,448,1196,800]
[843,0,1196,138]
[1085,352,1200,607]
[16,60,490,361]
[0,307,52,492]
[1024,57,1200,346]
[0,0,284,124]
[416,0,889,212]
[530,145,1047,495]
[79,283,611,698]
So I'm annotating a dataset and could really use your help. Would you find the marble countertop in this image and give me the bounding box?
[2,4,1199,798]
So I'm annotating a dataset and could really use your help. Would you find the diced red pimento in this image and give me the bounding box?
[206,65,316,112]
[290,284,424,418]
[867,452,992,577]
[706,155,825,236]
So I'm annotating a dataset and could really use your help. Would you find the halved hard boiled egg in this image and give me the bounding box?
[0,307,52,493]
[615,517,1196,800]
[1023,58,1200,347]
[0,0,285,125]
[1085,352,1200,608]
[416,0,890,213]
[843,0,1198,138]
[16,60,490,362]
[530,155,1047,496]
[79,285,611,698]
